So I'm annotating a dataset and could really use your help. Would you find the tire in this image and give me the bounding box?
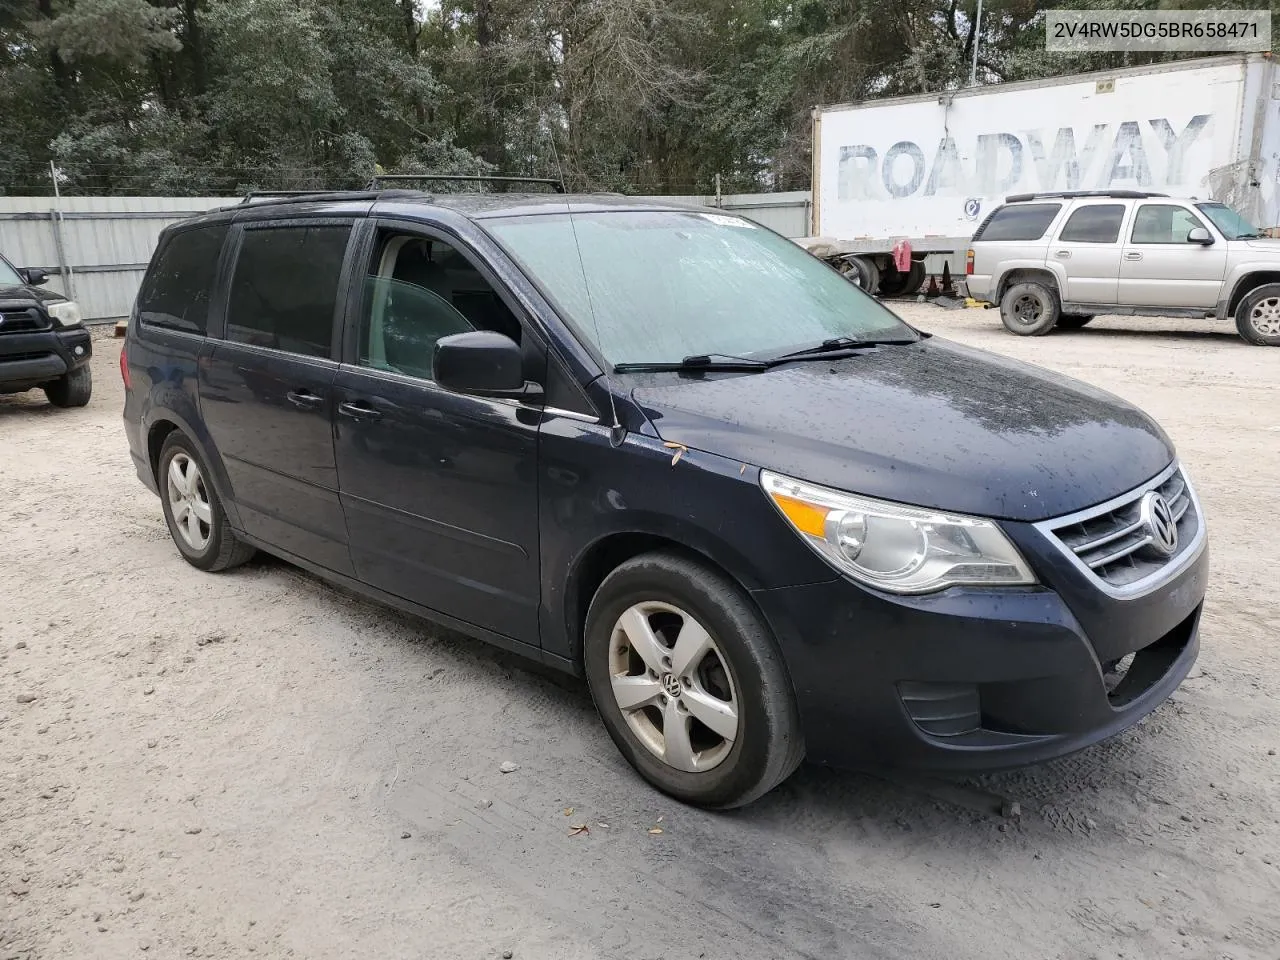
[583,551,804,809]
[839,256,880,295]
[157,433,256,572]
[1057,314,1094,330]
[877,260,927,298]
[1235,283,1280,346]
[1000,281,1060,336]
[43,365,92,407]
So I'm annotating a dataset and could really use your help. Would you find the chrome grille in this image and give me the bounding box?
[1040,466,1203,596]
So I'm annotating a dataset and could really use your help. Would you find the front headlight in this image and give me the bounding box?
[761,470,1036,594]
[46,299,82,327]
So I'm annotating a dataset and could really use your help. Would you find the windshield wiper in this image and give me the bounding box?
[614,353,769,373]
[770,336,916,362]
[1236,232,1265,239]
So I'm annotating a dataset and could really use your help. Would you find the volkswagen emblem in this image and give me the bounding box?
[1139,492,1178,557]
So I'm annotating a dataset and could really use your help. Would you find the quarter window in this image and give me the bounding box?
[1058,204,1125,243]
[225,225,351,357]
[1131,205,1207,244]
[973,203,1062,241]
[137,223,229,334]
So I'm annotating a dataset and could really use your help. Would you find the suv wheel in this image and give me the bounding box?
[1057,314,1094,330]
[583,551,803,808]
[158,433,256,572]
[1000,281,1060,336]
[1236,284,1280,346]
[44,365,92,407]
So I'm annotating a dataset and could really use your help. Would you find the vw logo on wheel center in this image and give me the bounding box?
[1139,492,1178,557]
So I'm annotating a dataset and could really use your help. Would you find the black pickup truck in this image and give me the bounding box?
[0,252,92,406]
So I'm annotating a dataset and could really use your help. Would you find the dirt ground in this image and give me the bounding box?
[2,308,1278,960]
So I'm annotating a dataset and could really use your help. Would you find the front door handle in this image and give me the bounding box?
[338,400,382,421]
[1125,252,1143,261]
[1055,250,1071,259]
[286,389,324,410]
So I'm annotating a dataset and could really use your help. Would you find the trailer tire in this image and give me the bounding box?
[840,256,880,294]
[1000,281,1060,336]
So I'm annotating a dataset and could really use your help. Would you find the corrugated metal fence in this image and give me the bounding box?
[0,191,811,323]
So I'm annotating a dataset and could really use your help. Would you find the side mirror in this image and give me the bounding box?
[21,268,49,285]
[1186,227,1214,245]
[433,330,531,396]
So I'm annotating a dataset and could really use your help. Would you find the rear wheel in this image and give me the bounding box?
[1000,281,1060,336]
[44,365,92,407]
[1057,314,1094,330]
[583,552,803,808]
[158,433,256,572]
[1235,283,1280,346]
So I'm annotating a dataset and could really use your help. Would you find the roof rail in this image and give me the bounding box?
[368,174,566,194]
[1004,190,1168,202]
[231,189,427,210]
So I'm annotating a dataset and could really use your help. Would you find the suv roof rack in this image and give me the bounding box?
[368,174,566,194]
[232,188,427,208]
[1004,190,1168,202]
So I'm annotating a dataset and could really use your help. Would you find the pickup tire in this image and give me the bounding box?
[43,365,92,408]
[1235,284,1280,346]
[1057,314,1094,330]
[1000,281,1060,336]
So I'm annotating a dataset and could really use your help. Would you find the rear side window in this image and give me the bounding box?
[973,203,1061,241]
[137,223,229,334]
[225,225,351,358]
[1058,204,1125,243]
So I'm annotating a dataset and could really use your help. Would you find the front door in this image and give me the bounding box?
[333,222,543,643]
[1119,203,1228,309]
[198,219,355,574]
[1049,202,1128,304]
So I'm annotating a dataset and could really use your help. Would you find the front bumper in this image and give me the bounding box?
[752,535,1207,773]
[0,327,92,391]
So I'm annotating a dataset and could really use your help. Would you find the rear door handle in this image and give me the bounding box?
[1124,252,1143,261]
[338,400,382,421]
[1055,250,1071,259]
[286,389,324,410]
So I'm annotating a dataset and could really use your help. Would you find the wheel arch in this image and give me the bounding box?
[1225,270,1280,317]
[995,266,1061,303]
[560,525,769,665]
[144,411,243,530]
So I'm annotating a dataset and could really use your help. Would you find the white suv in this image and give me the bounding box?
[966,190,1280,346]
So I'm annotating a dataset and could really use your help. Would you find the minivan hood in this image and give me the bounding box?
[630,338,1173,522]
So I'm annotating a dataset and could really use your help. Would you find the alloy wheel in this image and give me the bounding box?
[1249,296,1280,337]
[166,452,212,551]
[607,601,740,773]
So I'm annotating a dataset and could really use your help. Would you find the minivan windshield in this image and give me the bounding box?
[485,210,917,366]
[1195,202,1262,239]
[0,256,23,286]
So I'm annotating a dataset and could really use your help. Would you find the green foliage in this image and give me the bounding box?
[1,0,1277,195]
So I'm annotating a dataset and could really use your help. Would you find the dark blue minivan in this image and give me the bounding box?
[122,191,1208,808]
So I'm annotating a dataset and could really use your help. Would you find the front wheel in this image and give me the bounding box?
[1000,281,1060,336]
[44,365,92,407]
[583,552,803,809]
[1236,283,1280,346]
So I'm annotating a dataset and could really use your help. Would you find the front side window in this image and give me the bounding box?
[137,223,229,334]
[973,203,1062,242]
[1195,202,1261,239]
[485,210,917,366]
[1131,205,1207,244]
[0,256,23,286]
[225,224,351,357]
[357,232,525,380]
[1058,204,1124,243]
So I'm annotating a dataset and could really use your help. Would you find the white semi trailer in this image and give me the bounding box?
[800,53,1280,295]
